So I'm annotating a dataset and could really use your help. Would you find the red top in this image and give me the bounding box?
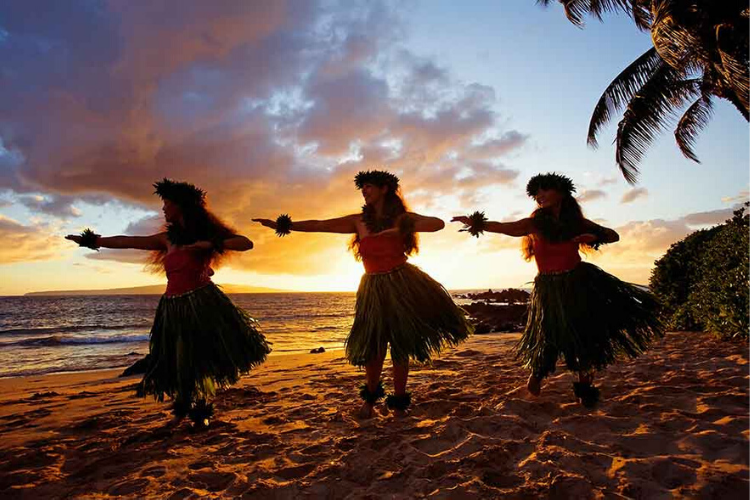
[359,232,408,274]
[533,235,581,274]
[164,247,214,296]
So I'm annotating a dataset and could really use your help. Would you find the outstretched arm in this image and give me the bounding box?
[223,235,253,251]
[252,215,358,234]
[400,212,445,233]
[65,232,168,250]
[573,219,620,245]
[485,218,535,237]
[181,235,254,252]
[451,215,534,238]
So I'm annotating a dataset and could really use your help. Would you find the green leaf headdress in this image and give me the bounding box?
[354,170,400,191]
[526,172,576,198]
[153,178,207,208]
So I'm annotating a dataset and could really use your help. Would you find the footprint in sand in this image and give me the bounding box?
[188,471,237,492]
[166,487,194,500]
[107,478,151,496]
[273,462,317,480]
[188,459,214,470]
[140,465,167,478]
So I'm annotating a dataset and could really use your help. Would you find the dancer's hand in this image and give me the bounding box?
[573,233,597,244]
[252,218,277,230]
[182,241,213,251]
[450,216,470,225]
[65,234,83,244]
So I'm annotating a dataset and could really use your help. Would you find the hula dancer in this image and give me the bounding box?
[452,173,663,407]
[254,170,472,418]
[66,179,270,428]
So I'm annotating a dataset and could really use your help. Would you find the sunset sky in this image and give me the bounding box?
[1,0,747,295]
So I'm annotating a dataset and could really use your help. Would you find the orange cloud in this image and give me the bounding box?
[0,216,67,264]
[0,1,532,281]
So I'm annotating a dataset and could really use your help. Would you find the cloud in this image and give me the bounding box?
[721,190,749,204]
[681,207,736,226]
[18,194,81,218]
[0,215,68,264]
[0,1,529,276]
[463,131,528,160]
[620,187,648,204]
[577,189,607,203]
[298,70,393,156]
[586,203,744,283]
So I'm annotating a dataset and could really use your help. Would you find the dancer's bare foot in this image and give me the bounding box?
[527,374,541,396]
[379,403,390,417]
[357,401,375,419]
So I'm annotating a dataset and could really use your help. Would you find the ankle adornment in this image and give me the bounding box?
[385,392,411,411]
[188,400,214,424]
[573,382,600,408]
[359,381,385,404]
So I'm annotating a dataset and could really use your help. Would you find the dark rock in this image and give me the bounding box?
[460,288,530,304]
[464,302,528,333]
[309,347,326,354]
[474,322,492,334]
[29,391,59,400]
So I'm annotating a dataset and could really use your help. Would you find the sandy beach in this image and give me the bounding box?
[0,331,747,499]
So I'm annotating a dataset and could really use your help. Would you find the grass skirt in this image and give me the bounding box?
[517,262,663,379]
[346,263,473,366]
[139,283,271,403]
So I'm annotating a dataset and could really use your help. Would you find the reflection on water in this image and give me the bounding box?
[0,293,355,378]
[0,290,483,378]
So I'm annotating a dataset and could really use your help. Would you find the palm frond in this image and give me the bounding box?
[588,48,663,148]
[675,94,714,162]
[560,0,633,27]
[631,1,653,30]
[715,24,750,116]
[580,0,635,20]
[615,66,700,183]
[650,0,708,71]
[538,0,635,26]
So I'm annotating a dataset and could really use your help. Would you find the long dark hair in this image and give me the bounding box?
[522,195,594,261]
[147,202,237,274]
[349,186,419,260]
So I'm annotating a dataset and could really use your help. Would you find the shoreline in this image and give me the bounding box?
[0,345,351,383]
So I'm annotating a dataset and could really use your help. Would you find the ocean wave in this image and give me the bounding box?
[4,334,150,348]
[258,312,350,320]
[0,324,151,336]
[0,358,138,379]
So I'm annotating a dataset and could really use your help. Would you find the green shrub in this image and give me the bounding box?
[650,204,749,339]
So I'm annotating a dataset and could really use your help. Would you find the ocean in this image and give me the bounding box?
[0,291,479,378]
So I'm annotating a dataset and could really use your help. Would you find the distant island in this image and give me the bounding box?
[25,284,292,296]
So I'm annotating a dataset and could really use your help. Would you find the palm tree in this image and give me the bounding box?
[537,0,749,183]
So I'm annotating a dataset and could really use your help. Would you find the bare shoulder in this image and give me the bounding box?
[151,232,169,249]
